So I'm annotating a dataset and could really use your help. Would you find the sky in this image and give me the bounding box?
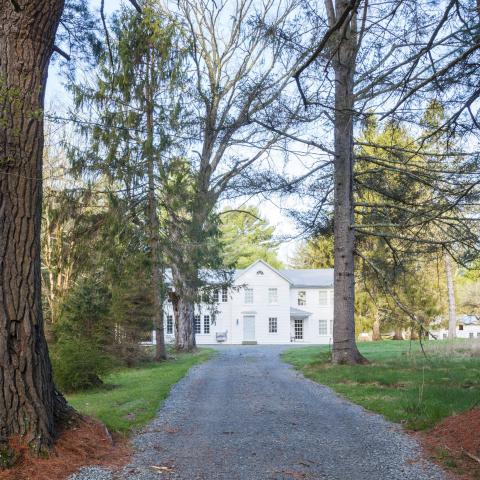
[45,0,305,265]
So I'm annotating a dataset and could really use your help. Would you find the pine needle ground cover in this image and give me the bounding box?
[283,340,480,430]
[67,348,214,435]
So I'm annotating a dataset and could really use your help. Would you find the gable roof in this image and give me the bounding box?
[234,259,293,284]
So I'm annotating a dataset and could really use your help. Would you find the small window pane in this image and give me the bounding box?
[268,288,278,304]
[319,290,328,305]
[222,286,228,302]
[194,315,201,334]
[319,319,327,335]
[269,317,277,333]
[298,291,306,306]
[203,315,210,334]
[166,315,173,335]
[245,288,254,304]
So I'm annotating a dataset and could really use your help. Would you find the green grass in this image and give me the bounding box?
[283,340,480,430]
[67,348,214,435]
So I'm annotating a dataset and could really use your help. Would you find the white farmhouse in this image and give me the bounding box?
[157,259,334,345]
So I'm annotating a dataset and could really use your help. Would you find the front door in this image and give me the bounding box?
[294,319,303,340]
[243,315,256,341]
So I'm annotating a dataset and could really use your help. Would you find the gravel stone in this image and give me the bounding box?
[70,345,445,480]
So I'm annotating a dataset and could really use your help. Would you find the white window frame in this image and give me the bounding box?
[319,319,328,335]
[221,286,228,303]
[319,290,328,306]
[244,287,254,304]
[268,288,278,304]
[194,314,201,334]
[269,317,278,333]
[166,315,173,335]
[213,289,219,303]
[297,290,306,306]
[203,315,210,334]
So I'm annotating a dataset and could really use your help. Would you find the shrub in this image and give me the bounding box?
[51,339,115,392]
[52,277,115,391]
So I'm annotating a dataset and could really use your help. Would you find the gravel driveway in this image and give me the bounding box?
[71,345,445,480]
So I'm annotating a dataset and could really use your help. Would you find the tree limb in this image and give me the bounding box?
[53,45,71,61]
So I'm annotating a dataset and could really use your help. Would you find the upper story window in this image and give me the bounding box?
[268,288,278,304]
[222,286,228,302]
[297,290,306,306]
[166,315,173,335]
[194,315,201,334]
[213,289,219,303]
[244,288,254,304]
[319,290,328,306]
[256,270,264,275]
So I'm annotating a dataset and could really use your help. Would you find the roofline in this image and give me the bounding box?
[235,259,293,284]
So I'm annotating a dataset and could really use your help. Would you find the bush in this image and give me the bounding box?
[51,339,115,392]
[52,277,115,392]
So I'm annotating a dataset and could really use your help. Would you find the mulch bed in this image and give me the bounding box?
[0,417,130,480]
[417,408,480,479]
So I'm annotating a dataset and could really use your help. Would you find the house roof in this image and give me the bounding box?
[279,269,334,288]
[164,261,334,288]
[290,307,312,318]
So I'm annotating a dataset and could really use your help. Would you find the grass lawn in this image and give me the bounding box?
[67,348,214,435]
[283,340,480,430]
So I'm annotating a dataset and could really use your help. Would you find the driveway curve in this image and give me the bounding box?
[71,345,445,480]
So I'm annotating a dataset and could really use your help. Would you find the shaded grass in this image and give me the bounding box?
[283,340,480,430]
[67,348,214,435]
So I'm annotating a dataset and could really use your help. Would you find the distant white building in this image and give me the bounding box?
[430,315,480,340]
[156,259,334,345]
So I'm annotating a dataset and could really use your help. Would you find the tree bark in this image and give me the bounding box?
[330,0,367,364]
[393,327,404,340]
[145,55,166,361]
[0,0,71,453]
[372,316,381,341]
[444,251,457,339]
[171,268,196,352]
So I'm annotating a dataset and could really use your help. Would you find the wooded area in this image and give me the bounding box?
[0,0,479,458]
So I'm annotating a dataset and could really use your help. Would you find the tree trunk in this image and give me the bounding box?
[444,251,457,339]
[393,327,404,340]
[372,316,381,341]
[330,0,366,364]
[171,269,196,351]
[0,0,71,454]
[410,327,419,340]
[145,57,166,361]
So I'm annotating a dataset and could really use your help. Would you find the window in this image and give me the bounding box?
[245,288,254,304]
[443,333,447,339]
[319,319,328,335]
[256,270,264,275]
[477,332,480,338]
[222,286,228,302]
[269,317,278,333]
[213,289,219,302]
[469,332,474,339]
[459,325,464,331]
[166,315,173,335]
[319,290,328,306]
[330,319,333,334]
[194,315,201,334]
[297,291,306,306]
[268,288,278,304]
[203,315,210,334]
[294,319,303,340]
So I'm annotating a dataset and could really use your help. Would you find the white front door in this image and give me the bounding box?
[243,315,256,341]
